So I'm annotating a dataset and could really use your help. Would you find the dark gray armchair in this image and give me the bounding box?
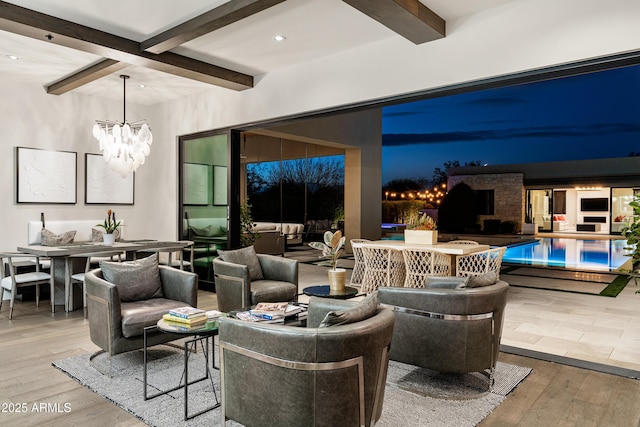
[378,280,509,387]
[213,249,298,312]
[218,296,395,427]
[85,263,198,375]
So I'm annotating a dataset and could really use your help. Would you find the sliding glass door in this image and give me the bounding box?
[179,132,230,288]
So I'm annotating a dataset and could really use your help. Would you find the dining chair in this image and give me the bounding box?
[70,250,123,318]
[456,247,506,278]
[360,245,405,293]
[156,241,195,271]
[136,241,194,271]
[401,247,451,288]
[0,252,52,319]
[349,238,370,286]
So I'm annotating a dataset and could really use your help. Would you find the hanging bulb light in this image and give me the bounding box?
[92,75,152,177]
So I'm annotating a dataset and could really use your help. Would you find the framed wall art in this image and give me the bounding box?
[85,153,135,204]
[183,162,209,205]
[16,147,77,204]
[213,165,227,205]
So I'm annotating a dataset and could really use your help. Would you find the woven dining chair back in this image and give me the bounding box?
[401,248,451,288]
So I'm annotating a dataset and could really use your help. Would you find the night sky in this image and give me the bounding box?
[381,64,640,185]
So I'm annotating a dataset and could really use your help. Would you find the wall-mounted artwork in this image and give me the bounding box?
[16,147,77,204]
[183,162,209,205]
[213,165,227,205]
[85,153,135,204]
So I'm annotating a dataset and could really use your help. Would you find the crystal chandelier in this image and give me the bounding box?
[92,75,152,177]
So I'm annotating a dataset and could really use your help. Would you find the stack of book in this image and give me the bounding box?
[234,302,308,323]
[162,306,207,328]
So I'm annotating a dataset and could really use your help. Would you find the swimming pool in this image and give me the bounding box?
[503,238,630,271]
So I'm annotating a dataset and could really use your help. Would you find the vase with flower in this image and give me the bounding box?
[309,230,347,291]
[404,214,438,245]
[96,209,123,245]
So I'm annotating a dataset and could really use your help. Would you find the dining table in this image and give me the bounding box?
[356,240,491,282]
[17,240,193,313]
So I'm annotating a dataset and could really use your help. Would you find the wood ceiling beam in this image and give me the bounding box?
[0,1,253,91]
[46,59,128,95]
[141,0,287,54]
[342,0,445,44]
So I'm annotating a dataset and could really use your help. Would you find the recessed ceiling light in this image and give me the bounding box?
[6,55,19,60]
[138,84,146,88]
[273,35,286,42]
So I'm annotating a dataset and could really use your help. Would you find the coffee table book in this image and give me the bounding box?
[162,313,207,326]
[249,302,289,317]
[167,306,206,320]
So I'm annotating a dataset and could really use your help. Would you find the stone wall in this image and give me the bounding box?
[448,173,525,232]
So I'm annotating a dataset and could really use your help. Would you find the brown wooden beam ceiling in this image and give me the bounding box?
[342,0,445,44]
[46,59,128,95]
[0,0,254,92]
[141,0,287,54]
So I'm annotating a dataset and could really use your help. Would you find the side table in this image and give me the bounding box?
[303,285,359,299]
[143,318,221,420]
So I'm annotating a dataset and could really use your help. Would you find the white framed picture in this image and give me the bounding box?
[16,147,77,204]
[183,162,209,205]
[85,153,134,204]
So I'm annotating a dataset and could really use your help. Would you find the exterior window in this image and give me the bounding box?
[476,190,494,215]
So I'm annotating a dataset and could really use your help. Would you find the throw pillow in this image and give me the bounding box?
[319,291,379,328]
[217,246,264,281]
[424,276,469,289]
[41,228,76,246]
[467,271,499,288]
[100,253,163,302]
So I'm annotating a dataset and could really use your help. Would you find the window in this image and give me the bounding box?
[476,190,494,215]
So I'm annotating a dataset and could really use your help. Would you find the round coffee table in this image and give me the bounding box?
[303,285,359,299]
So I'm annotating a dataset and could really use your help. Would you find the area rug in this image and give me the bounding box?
[53,344,531,427]
[501,266,630,297]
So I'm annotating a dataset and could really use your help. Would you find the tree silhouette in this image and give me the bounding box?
[432,160,483,185]
[438,182,478,233]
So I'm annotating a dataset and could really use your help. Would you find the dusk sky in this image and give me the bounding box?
[381,64,640,185]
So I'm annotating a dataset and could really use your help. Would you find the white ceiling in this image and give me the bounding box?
[0,0,512,105]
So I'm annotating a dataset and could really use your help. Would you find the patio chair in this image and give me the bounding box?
[349,238,370,286]
[360,245,404,293]
[456,247,506,278]
[401,247,451,288]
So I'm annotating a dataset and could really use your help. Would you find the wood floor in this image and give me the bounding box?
[1,289,639,426]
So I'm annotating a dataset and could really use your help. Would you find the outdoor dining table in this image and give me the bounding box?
[17,240,193,313]
[357,240,490,281]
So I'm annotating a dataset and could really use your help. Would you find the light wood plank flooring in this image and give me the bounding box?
[1,264,639,426]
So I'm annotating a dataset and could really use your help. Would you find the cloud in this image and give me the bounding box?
[382,123,640,146]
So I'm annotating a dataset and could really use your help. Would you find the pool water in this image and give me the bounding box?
[503,238,630,271]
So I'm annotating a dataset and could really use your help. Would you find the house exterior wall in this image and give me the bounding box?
[448,173,525,232]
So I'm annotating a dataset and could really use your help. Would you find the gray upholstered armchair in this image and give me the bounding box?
[218,295,395,427]
[85,255,198,375]
[213,246,298,312]
[378,280,509,387]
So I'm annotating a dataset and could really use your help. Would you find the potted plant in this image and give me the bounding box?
[308,230,347,291]
[621,197,640,293]
[404,214,438,245]
[96,209,122,245]
[240,198,259,247]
